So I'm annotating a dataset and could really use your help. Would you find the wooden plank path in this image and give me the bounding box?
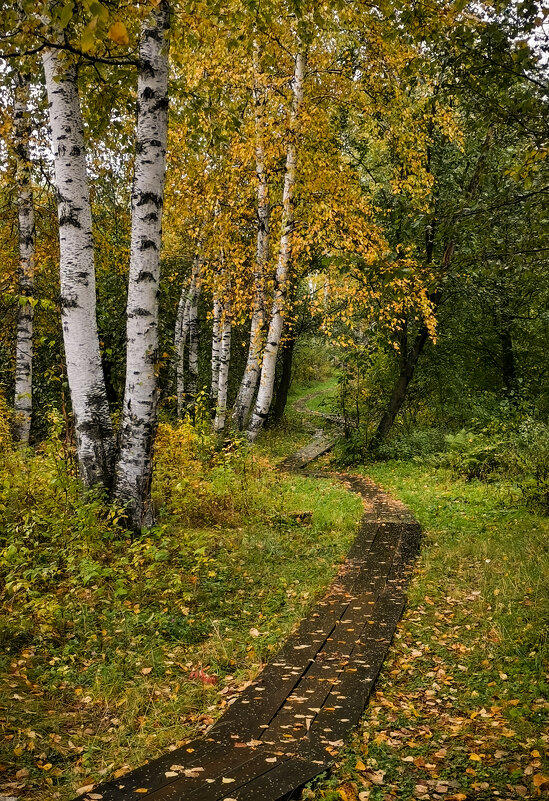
[77,441,420,801]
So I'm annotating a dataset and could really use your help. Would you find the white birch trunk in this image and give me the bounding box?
[13,71,35,445]
[232,56,269,430]
[247,51,305,441]
[115,1,170,530]
[42,49,115,486]
[214,301,232,433]
[174,254,201,416]
[174,276,191,417]
[188,272,201,402]
[210,295,222,405]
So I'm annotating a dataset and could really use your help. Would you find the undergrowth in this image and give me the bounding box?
[0,402,362,800]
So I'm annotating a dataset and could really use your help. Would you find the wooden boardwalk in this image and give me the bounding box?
[78,466,420,801]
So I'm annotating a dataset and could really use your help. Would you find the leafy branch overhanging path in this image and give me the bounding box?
[78,414,421,801]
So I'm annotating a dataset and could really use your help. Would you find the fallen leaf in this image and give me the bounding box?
[141,667,152,675]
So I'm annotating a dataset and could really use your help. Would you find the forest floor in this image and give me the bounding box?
[289,389,549,801]
[1,382,548,801]
[0,398,363,801]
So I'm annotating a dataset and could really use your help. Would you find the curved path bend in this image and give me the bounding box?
[78,407,420,801]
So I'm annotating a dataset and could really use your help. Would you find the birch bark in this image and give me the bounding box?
[115,1,170,530]
[214,300,232,433]
[13,71,35,445]
[210,295,222,405]
[247,50,305,441]
[174,254,201,416]
[42,50,115,486]
[174,276,191,417]
[187,272,201,402]
[232,59,269,430]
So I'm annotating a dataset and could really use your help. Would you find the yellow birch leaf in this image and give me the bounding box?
[108,21,129,46]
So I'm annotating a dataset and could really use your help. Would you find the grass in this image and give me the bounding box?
[0,416,363,801]
[304,461,549,801]
[254,375,339,460]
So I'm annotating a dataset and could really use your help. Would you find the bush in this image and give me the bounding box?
[436,420,549,513]
[377,428,447,461]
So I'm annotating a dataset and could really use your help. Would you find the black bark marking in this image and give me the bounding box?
[60,295,79,309]
[59,212,82,229]
[139,239,158,251]
[130,307,153,317]
[137,271,156,283]
[137,191,162,208]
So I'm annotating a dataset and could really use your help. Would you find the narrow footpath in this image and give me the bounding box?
[79,401,421,801]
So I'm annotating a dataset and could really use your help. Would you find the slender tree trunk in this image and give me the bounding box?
[214,301,232,433]
[210,295,222,406]
[115,2,170,530]
[174,254,201,416]
[188,274,201,403]
[498,321,517,395]
[13,71,35,445]
[42,49,115,487]
[247,50,305,441]
[370,325,429,450]
[175,277,191,417]
[271,337,295,424]
[233,50,269,430]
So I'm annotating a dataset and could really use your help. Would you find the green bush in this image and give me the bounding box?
[437,420,549,512]
[377,428,447,461]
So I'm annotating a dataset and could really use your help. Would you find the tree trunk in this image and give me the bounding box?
[499,322,516,396]
[174,277,191,417]
[175,254,201,416]
[42,49,115,488]
[214,301,232,433]
[271,337,295,424]
[115,1,170,530]
[13,71,35,445]
[188,274,201,403]
[247,50,305,442]
[370,325,429,450]
[233,49,269,430]
[210,295,222,406]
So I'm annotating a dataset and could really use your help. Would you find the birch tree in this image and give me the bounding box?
[210,295,222,405]
[12,70,35,445]
[247,49,305,441]
[187,267,201,402]
[115,1,170,530]
[214,298,232,433]
[42,48,115,487]
[174,253,201,416]
[232,53,269,430]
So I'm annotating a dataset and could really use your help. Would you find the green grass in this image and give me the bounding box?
[255,375,339,460]
[0,419,363,801]
[305,461,549,801]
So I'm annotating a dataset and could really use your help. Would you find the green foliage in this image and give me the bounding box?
[439,420,549,513]
[0,412,362,800]
[291,337,334,388]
